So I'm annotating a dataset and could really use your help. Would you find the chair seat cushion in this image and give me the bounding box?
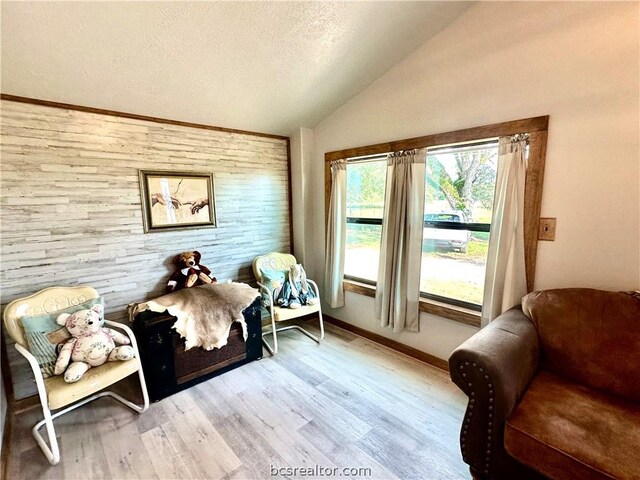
[505,371,640,480]
[45,359,139,410]
[268,304,320,322]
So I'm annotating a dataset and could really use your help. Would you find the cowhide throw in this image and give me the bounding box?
[137,282,259,351]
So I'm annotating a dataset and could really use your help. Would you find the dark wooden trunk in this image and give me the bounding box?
[133,297,263,401]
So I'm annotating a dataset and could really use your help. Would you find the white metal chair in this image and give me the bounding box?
[3,286,149,465]
[253,252,324,355]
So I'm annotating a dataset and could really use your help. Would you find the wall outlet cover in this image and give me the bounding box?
[539,218,556,241]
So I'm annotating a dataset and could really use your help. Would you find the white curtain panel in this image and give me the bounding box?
[375,149,426,332]
[325,159,347,308]
[481,136,528,327]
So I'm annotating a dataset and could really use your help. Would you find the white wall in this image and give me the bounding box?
[303,2,640,361]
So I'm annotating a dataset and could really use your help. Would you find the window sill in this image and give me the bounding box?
[343,279,481,328]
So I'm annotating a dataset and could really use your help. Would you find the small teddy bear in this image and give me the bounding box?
[166,251,217,293]
[54,305,135,383]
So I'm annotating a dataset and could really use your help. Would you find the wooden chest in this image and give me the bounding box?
[133,297,263,401]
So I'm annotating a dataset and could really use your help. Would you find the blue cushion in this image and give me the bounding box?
[259,269,287,308]
[20,296,104,377]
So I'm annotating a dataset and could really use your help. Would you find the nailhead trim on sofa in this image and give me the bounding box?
[459,361,495,476]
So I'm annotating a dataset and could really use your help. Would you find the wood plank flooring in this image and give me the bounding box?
[4,323,469,480]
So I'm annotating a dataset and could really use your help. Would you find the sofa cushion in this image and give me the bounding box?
[505,371,640,480]
[522,288,640,402]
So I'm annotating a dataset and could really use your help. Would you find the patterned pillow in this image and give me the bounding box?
[20,296,104,378]
[259,269,287,308]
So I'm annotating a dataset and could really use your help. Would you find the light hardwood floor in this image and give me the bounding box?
[4,323,469,480]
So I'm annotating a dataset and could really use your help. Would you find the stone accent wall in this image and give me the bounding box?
[0,100,290,398]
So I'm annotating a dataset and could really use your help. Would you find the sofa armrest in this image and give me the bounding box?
[449,306,540,479]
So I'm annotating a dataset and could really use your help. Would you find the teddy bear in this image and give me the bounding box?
[166,251,217,293]
[276,264,319,309]
[54,305,135,383]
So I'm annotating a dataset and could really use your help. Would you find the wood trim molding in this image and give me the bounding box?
[286,138,294,253]
[343,279,376,298]
[324,315,450,372]
[420,300,480,328]
[0,94,289,141]
[523,130,548,292]
[325,115,548,162]
[343,280,481,327]
[11,395,40,414]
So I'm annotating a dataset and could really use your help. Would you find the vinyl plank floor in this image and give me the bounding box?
[5,323,469,480]
[140,421,199,480]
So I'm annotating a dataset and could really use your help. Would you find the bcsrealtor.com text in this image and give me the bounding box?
[270,465,372,477]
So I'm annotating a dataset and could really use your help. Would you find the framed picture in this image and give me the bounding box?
[139,170,217,233]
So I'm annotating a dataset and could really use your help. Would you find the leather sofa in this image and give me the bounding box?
[449,288,640,480]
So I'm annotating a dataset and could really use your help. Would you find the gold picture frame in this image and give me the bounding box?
[139,170,217,233]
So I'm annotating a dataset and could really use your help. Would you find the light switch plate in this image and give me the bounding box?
[539,218,556,241]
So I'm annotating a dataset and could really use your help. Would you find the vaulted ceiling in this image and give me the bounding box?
[1,1,473,135]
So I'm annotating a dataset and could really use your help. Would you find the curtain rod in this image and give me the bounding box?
[347,139,497,163]
[346,134,529,163]
[346,154,389,164]
[427,138,499,153]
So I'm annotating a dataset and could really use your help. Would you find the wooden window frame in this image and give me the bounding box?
[325,116,549,328]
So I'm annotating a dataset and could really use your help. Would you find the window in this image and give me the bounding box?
[344,158,386,284]
[326,116,548,325]
[420,141,499,310]
[342,141,500,310]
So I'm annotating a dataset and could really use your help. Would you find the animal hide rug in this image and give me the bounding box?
[137,282,259,350]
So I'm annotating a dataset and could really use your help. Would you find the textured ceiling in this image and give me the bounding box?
[1,1,473,135]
